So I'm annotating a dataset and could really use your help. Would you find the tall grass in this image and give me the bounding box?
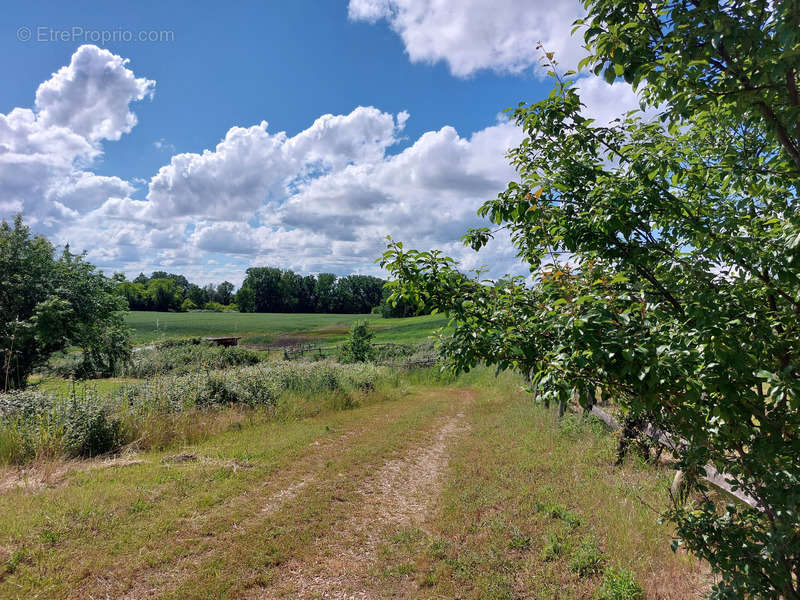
[1,360,390,465]
[46,340,265,379]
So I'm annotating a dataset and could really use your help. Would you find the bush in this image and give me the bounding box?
[122,342,264,377]
[180,298,197,312]
[202,302,236,312]
[118,360,386,415]
[339,322,375,363]
[0,388,122,462]
[62,396,122,458]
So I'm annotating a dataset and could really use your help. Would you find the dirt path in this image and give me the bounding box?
[72,388,472,600]
[259,397,472,599]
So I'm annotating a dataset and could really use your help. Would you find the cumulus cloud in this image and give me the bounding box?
[574,76,643,125]
[35,45,154,142]
[0,44,153,230]
[348,0,586,77]
[1,39,646,282]
[261,117,524,274]
[144,106,407,221]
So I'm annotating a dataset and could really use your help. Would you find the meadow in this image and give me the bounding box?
[124,310,449,346]
[0,366,708,599]
[0,313,714,598]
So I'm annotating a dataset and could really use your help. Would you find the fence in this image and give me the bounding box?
[589,405,761,510]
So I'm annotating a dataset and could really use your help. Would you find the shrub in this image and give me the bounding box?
[180,298,197,312]
[118,361,386,415]
[0,388,122,462]
[1,360,388,465]
[61,395,121,457]
[339,322,375,363]
[122,342,263,377]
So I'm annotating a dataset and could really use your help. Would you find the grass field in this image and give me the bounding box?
[124,311,449,346]
[0,370,709,599]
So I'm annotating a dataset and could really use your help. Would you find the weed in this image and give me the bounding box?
[541,531,567,561]
[569,537,605,577]
[509,528,533,551]
[597,567,645,600]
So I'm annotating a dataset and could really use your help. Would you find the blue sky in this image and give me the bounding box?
[0,0,639,285]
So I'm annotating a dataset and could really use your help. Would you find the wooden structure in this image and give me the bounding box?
[589,405,761,510]
[205,336,242,347]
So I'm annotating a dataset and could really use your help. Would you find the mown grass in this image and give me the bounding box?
[124,311,449,346]
[369,372,710,599]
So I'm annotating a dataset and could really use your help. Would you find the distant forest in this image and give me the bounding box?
[115,267,427,317]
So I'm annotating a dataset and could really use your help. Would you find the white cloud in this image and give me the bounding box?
[262,117,524,274]
[0,45,153,230]
[46,172,135,213]
[35,45,155,142]
[143,106,407,221]
[0,40,646,283]
[574,76,643,125]
[348,0,586,77]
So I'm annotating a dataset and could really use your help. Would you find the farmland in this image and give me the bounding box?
[124,311,449,346]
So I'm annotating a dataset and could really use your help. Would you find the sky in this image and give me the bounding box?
[0,0,641,286]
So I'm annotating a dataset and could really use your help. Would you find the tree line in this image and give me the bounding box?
[235,267,384,314]
[115,272,235,312]
[115,266,430,316]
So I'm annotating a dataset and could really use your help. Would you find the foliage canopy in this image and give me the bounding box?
[382,1,800,597]
[1,215,131,389]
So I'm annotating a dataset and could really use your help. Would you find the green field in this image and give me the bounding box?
[124,311,449,346]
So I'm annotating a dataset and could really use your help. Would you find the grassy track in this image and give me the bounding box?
[124,311,448,346]
[0,372,709,599]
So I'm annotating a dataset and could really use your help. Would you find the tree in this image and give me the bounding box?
[146,278,181,312]
[150,271,189,297]
[314,273,337,313]
[217,281,234,305]
[299,274,318,312]
[235,285,256,313]
[381,2,800,597]
[240,267,283,312]
[186,283,208,308]
[117,281,148,310]
[279,270,303,311]
[339,321,375,363]
[378,282,431,318]
[1,215,131,388]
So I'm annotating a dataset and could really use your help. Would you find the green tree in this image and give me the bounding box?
[1,215,131,388]
[339,321,375,363]
[117,281,148,310]
[146,278,181,312]
[381,2,800,597]
[216,281,235,305]
[314,273,337,313]
[235,285,256,313]
[186,283,208,308]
